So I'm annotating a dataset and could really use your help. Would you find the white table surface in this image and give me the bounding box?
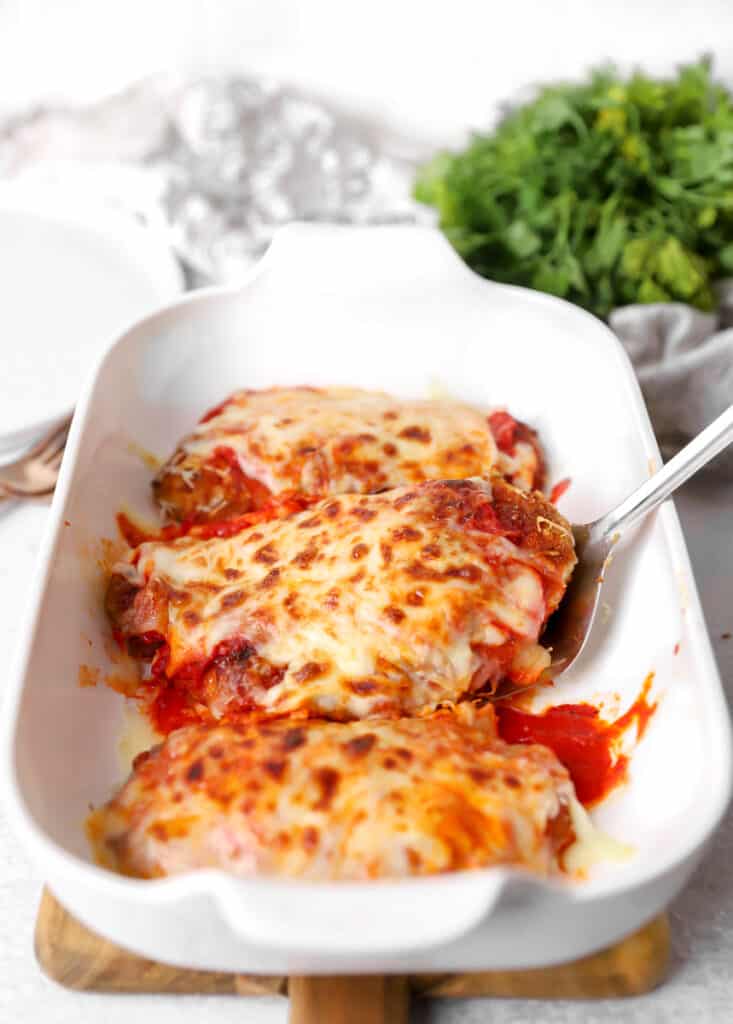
[0,475,731,1023]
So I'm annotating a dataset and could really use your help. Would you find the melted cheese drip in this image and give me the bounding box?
[117,701,161,776]
[426,378,453,400]
[564,797,634,876]
[126,440,162,472]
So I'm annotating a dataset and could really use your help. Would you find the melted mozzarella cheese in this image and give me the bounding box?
[564,797,634,876]
[90,703,577,881]
[117,701,162,775]
[126,479,574,719]
[179,387,500,495]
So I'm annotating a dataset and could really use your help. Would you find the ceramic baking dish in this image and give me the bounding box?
[3,223,731,974]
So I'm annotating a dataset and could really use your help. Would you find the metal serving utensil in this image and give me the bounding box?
[0,412,73,499]
[535,403,733,684]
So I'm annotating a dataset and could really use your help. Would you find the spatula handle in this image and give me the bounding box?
[592,402,733,542]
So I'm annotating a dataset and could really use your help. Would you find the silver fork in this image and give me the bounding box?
[0,412,73,499]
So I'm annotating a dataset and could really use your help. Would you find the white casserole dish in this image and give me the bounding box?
[2,223,731,974]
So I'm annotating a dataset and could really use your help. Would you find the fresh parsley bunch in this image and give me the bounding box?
[414,60,733,318]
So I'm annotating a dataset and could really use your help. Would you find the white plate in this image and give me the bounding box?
[0,182,183,450]
[2,224,731,974]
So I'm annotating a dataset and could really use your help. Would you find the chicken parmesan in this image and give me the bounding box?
[106,477,575,723]
[153,387,544,524]
[88,703,576,881]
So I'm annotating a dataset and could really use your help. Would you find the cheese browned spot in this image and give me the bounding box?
[106,477,575,722]
[88,703,576,881]
[153,387,545,524]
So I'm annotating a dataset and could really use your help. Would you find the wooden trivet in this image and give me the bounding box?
[35,888,670,1021]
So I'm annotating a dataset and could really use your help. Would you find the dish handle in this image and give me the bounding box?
[211,872,506,955]
[259,220,475,295]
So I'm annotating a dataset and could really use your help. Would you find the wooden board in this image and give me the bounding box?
[35,888,670,1021]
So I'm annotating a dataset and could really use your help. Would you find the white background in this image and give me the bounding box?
[2,0,733,142]
[2,2,733,1022]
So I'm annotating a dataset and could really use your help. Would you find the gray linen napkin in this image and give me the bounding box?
[610,283,733,477]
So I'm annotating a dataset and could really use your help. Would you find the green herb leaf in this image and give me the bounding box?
[414,60,733,318]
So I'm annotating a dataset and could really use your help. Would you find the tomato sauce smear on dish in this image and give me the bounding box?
[549,477,571,504]
[496,673,657,806]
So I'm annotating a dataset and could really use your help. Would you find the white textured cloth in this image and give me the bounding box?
[610,286,733,476]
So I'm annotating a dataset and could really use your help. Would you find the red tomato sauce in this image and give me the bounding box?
[116,513,154,548]
[549,477,571,504]
[496,673,657,805]
[487,410,518,454]
[207,446,272,511]
[469,501,520,541]
[148,686,208,735]
[117,491,316,548]
[198,396,236,423]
